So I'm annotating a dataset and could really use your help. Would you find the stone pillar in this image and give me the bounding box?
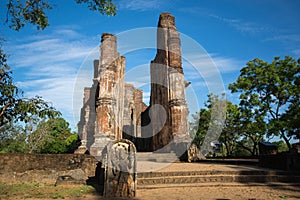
[100,33,118,66]
[135,89,143,138]
[75,88,91,154]
[166,13,190,154]
[90,33,125,158]
[168,69,188,137]
[114,56,125,141]
[150,62,170,151]
[148,12,190,152]
[94,60,99,78]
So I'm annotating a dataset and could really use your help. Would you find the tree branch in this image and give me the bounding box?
[0,102,11,118]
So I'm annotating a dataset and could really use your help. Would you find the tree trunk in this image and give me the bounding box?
[280,130,292,151]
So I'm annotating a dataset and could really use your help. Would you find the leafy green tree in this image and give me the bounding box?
[229,56,300,150]
[65,132,79,153]
[0,47,61,128]
[28,117,78,154]
[190,94,227,155]
[219,102,240,156]
[0,122,27,153]
[272,140,289,153]
[191,93,265,157]
[5,0,117,31]
[235,102,267,156]
[190,108,211,148]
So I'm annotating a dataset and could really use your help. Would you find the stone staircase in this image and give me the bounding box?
[136,158,300,189]
[136,152,179,163]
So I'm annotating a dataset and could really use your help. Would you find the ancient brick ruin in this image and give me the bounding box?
[76,12,191,158]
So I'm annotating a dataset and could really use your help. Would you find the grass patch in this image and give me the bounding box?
[0,182,96,199]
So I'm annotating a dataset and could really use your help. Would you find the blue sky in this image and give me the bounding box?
[1,0,300,130]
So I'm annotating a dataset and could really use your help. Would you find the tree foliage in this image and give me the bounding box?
[191,56,299,157]
[219,102,240,156]
[229,56,300,150]
[0,47,61,128]
[75,0,116,16]
[0,0,117,153]
[0,122,27,153]
[0,117,78,153]
[190,94,227,155]
[191,94,267,157]
[29,118,78,154]
[5,0,117,31]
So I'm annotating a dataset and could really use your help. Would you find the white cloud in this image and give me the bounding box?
[118,0,162,11]
[11,38,94,70]
[209,14,273,35]
[182,53,242,109]
[264,34,300,43]
[6,28,98,129]
[183,53,242,79]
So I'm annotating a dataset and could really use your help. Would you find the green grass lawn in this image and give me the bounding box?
[0,182,97,199]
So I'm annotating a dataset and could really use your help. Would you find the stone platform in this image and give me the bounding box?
[136,157,300,189]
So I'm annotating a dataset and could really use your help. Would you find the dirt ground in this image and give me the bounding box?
[136,185,300,200]
[2,183,299,200]
[34,185,298,200]
[2,162,299,200]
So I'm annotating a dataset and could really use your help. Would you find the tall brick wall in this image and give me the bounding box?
[0,154,99,185]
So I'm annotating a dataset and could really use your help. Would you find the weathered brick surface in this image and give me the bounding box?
[150,12,190,151]
[77,12,190,156]
[0,154,98,184]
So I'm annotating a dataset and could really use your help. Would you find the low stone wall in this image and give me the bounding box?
[259,152,300,171]
[0,154,99,185]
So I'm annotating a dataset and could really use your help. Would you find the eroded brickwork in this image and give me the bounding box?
[77,12,190,156]
[150,12,190,151]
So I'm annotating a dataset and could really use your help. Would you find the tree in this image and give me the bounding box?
[1,0,117,153]
[229,56,300,150]
[1,0,118,124]
[190,108,211,148]
[0,47,61,128]
[1,44,61,152]
[190,94,227,156]
[219,102,240,156]
[0,122,27,153]
[28,117,78,154]
[272,140,289,153]
[235,109,266,156]
[5,0,117,31]
[191,94,265,157]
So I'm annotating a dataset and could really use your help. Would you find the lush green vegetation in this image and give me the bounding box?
[0,117,79,153]
[191,56,299,156]
[1,45,78,154]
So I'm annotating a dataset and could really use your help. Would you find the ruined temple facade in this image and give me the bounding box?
[76,13,190,158]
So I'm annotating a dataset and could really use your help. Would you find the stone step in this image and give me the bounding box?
[137,170,299,178]
[136,152,179,162]
[138,182,300,189]
[138,175,300,185]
